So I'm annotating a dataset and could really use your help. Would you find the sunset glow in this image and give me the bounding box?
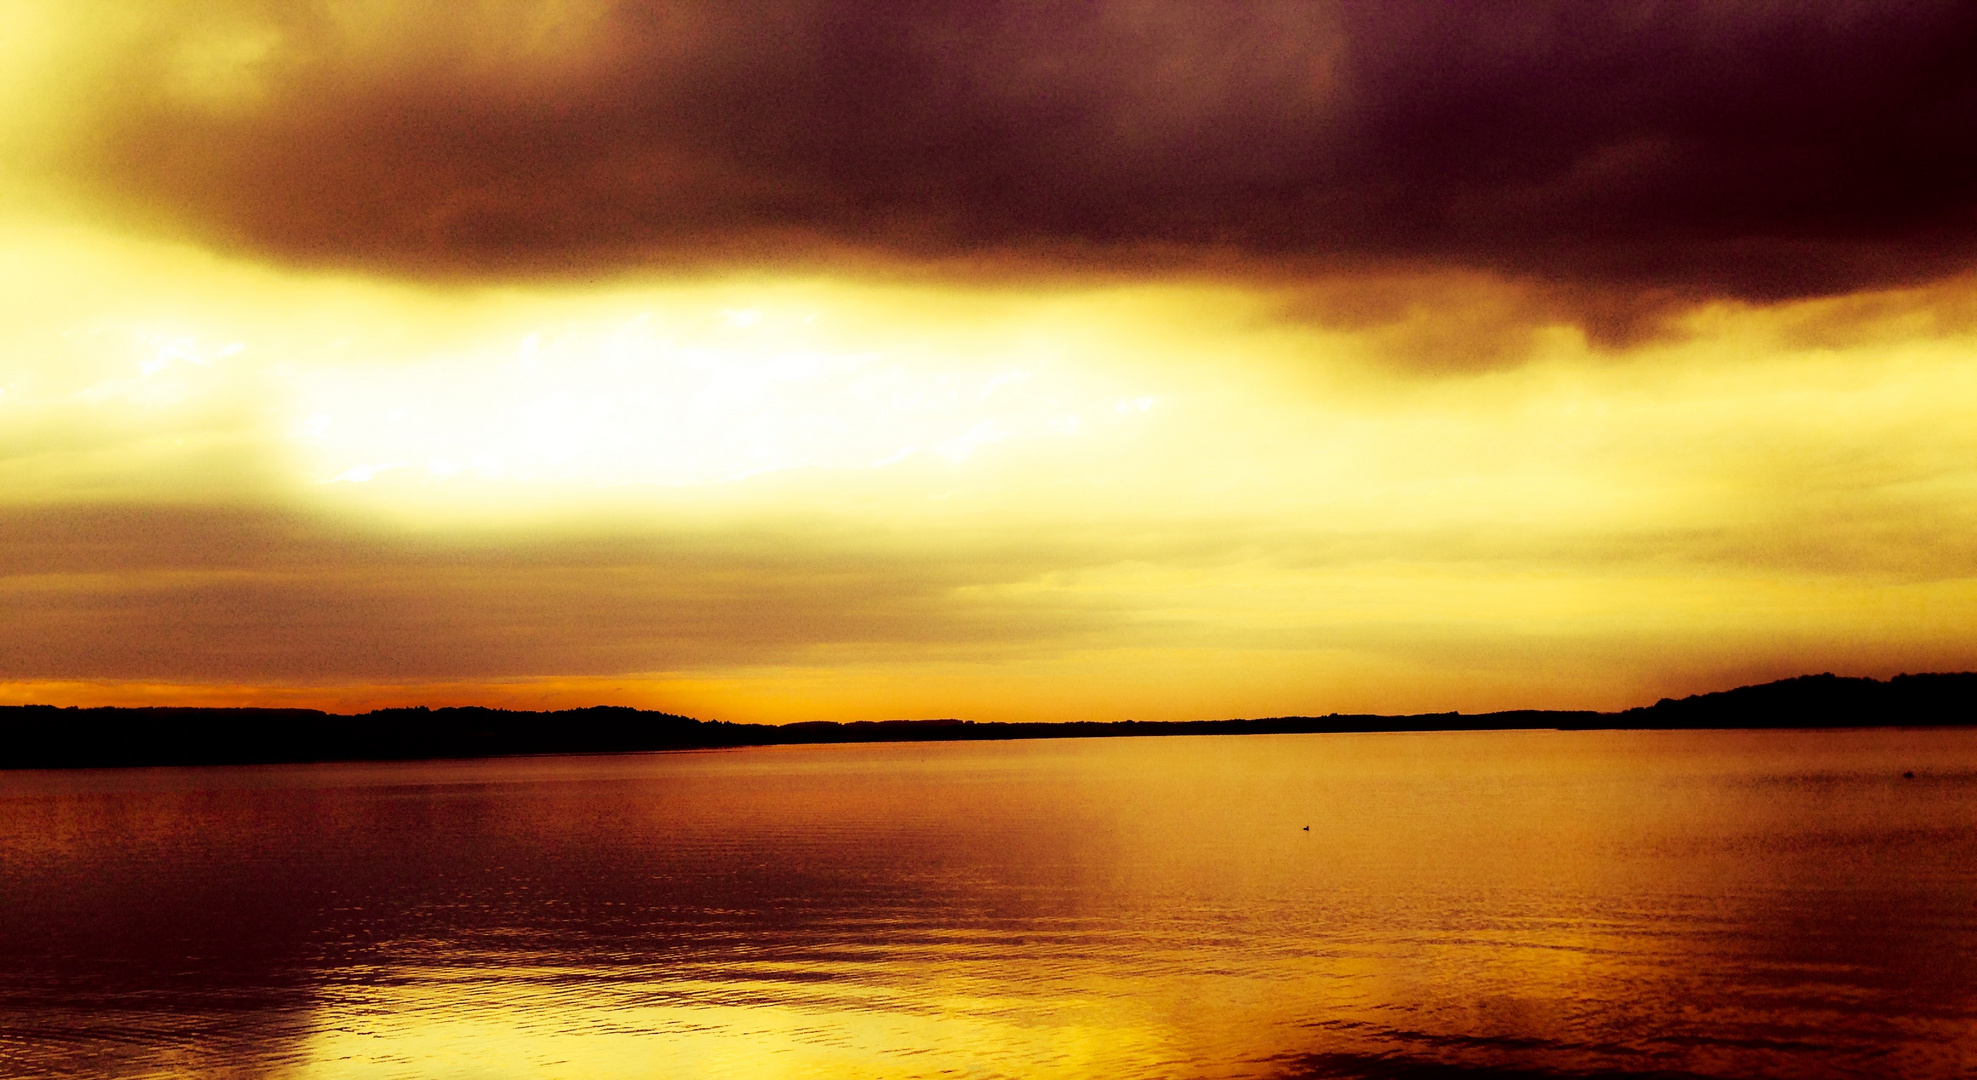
[5,1,1977,720]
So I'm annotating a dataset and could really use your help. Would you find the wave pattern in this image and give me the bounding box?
[3,730,1976,1078]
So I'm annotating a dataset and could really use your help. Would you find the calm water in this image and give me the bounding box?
[2,730,1975,1080]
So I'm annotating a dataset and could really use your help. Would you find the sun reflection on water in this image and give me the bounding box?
[8,732,1974,1080]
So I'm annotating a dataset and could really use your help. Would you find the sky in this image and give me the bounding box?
[3,0,1976,721]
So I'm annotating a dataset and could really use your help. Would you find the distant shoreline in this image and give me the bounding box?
[4,672,1972,770]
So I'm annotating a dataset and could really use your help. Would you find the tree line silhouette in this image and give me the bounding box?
[2,672,1970,769]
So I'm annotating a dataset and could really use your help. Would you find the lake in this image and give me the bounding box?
[2,729,1974,1079]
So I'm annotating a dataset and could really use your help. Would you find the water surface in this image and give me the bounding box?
[3,729,1974,1079]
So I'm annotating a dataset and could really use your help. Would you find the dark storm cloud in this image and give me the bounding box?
[55,0,1977,297]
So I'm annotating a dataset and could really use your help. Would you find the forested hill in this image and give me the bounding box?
[1608,672,1977,729]
[2,672,1971,770]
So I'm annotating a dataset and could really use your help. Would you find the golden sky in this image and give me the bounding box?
[4,1,1976,720]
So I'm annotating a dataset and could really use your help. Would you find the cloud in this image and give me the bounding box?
[6,208,1977,718]
[0,505,1141,683]
[25,0,1977,300]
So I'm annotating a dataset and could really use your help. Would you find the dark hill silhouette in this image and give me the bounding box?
[1609,672,1977,728]
[2,672,1971,770]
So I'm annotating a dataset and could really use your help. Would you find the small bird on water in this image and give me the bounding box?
[1302,825,1310,831]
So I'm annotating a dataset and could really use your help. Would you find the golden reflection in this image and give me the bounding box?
[5,733,1954,1079]
[297,985,1183,1080]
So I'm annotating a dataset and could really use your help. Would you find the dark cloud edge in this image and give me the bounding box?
[38,0,1977,354]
